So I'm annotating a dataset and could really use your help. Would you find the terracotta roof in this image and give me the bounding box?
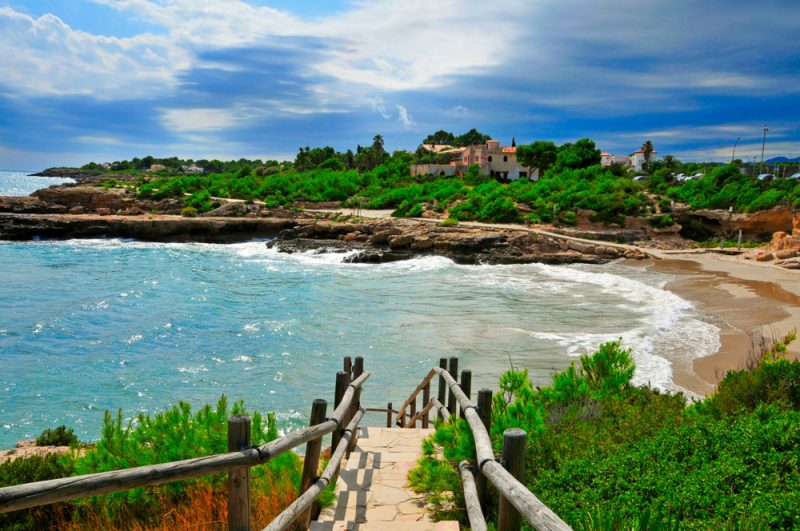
[501,146,516,153]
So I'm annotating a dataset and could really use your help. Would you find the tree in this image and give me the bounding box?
[642,140,655,171]
[422,130,456,146]
[553,138,601,171]
[661,154,679,169]
[516,141,558,175]
[454,128,491,147]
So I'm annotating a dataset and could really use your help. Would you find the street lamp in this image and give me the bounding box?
[760,125,769,173]
[731,136,740,163]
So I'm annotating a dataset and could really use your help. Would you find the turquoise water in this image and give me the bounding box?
[0,170,75,196]
[0,239,720,447]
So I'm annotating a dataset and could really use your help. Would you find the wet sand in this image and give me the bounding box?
[632,250,800,396]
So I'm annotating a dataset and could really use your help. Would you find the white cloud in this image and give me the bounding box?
[0,7,188,98]
[368,96,392,119]
[396,105,414,129]
[445,105,469,117]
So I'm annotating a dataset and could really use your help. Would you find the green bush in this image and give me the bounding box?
[0,454,76,530]
[411,337,800,530]
[650,214,674,228]
[36,425,78,447]
[180,206,198,217]
[440,217,459,226]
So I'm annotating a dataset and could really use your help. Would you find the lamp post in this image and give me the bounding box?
[731,136,740,163]
[760,125,768,173]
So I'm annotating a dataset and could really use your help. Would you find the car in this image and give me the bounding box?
[788,172,800,180]
[757,173,775,181]
[674,173,687,181]
[633,175,648,182]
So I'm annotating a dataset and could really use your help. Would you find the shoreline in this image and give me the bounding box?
[636,250,800,396]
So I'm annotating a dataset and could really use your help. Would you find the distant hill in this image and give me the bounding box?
[766,156,800,163]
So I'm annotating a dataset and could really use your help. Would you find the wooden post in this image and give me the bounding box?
[421,381,431,428]
[343,356,352,378]
[353,356,364,378]
[498,428,526,531]
[437,357,447,420]
[348,357,364,454]
[299,399,327,528]
[409,395,417,428]
[476,389,492,511]
[460,370,472,419]
[386,402,392,428]
[227,415,251,531]
[447,357,458,416]
[332,371,347,452]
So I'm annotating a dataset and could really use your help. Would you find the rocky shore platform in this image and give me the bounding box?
[0,184,645,263]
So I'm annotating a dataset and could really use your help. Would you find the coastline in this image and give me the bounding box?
[636,250,800,396]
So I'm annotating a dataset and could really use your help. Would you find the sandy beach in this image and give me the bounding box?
[634,249,800,396]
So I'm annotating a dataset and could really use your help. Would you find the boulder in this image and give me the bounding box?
[388,234,414,249]
[756,252,774,262]
[410,236,434,250]
[775,249,799,260]
[68,206,85,214]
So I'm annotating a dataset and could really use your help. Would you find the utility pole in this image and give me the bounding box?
[760,124,769,173]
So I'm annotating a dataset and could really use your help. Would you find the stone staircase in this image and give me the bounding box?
[311,427,459,531]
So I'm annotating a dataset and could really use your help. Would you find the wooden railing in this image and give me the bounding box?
[0,356,370,531]
[394,357,572,531]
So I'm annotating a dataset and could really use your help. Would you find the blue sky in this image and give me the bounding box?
[1,0,798,170]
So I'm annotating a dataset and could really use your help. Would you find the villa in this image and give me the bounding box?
[411,139,536,181]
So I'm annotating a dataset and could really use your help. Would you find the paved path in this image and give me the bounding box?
[312,427,458,531]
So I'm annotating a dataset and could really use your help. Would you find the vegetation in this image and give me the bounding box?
[79,133,798,229]
[0,396,302,530]
[35,425,78,447]
[409,333,800,530]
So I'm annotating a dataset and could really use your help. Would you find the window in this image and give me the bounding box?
[503,155,508,162]
[488,156,493,162]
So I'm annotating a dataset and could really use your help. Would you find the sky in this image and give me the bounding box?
[0,0,798,170]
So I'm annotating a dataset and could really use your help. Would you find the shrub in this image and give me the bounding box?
[0,454,76,530]
[180,206,198,217]
[650,214,674,228]
[36,425,78,447]
[440,217,459,227]
[558,210,577,226]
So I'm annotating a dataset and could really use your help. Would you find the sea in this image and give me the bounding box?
[0,170,721,447]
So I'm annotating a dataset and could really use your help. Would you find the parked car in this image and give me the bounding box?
[674,173,687,181]
[788,172,800,180]
[757,173,775,181]
[633,175,648,182]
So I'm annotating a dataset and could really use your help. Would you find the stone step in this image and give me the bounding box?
[312,427,442,530]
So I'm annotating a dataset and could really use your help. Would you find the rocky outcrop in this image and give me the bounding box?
[682,206,794,240]
[0,213,296,242]
[267,219,647,265]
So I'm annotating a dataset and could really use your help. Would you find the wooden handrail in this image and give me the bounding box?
[433,367,571,531]
[0,372,371,514]
[459,460,487,531]
[394,368,437,425]
[264,408,365,531]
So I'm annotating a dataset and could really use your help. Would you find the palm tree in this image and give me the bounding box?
[372,134,385,153]
[642,140,654,170]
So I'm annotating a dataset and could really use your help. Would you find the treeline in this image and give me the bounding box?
[94,134,800,225]
[409,333,800,529]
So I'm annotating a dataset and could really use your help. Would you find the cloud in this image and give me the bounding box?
[445,105,469,117]
[396,105,414,129]
[368,96,392,119]
[0,7,187,98]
